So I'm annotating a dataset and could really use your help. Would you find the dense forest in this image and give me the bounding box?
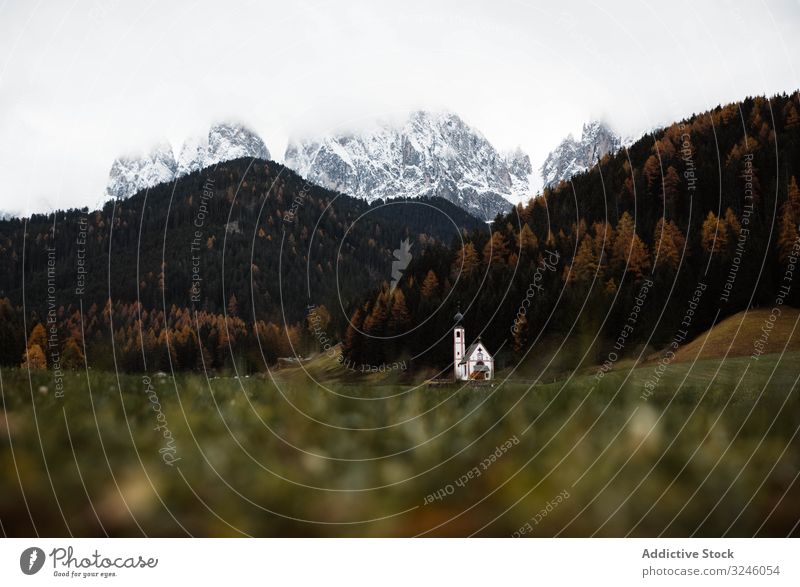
[0,160,485,372]
[3,91,799,376]
[343,92,800,374]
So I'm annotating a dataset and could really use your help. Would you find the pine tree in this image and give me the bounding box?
[483,231,510,267]
[420,270,440,299]
[724,208,741,240]
[61,336,85,370]
[654,137,676,160]
[622,176,636,203]
[21,344,46,369]
[517,224,538,254]
[788,176,800,217]
[653,218,686,273]
[363,294,389,337]
[575,219,588,242]
[626,234,652,280]
[662,166,681,216]
[611,212,636,272]
[643,155,661,191]
[544,228,556,249]
[227,293,238,317]
[777,205,799,265]
[29,323,48,351]
[388,289,411,334]
[452,242,480,279]
[568,235,599,284]
[777,179,800,266]
[785,100,800,129]
[701,211,727,255]
[592,221,615,267]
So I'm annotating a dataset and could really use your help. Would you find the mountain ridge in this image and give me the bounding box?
[105,122,271,201]
[540,120,625,189]
[284,111,532,220]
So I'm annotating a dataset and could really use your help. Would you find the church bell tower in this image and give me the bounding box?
[453,307,465,380]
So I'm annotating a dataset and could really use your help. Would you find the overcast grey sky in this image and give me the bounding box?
[1,0,799,215]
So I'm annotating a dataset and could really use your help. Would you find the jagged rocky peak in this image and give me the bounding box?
[505,146,533,177]
[207,123,270,166]
[540,120,623,189]
[284,110,531,220]
[177,122,271,176]
[580,121,621,164]
[106,122,270,201]
[105,142,177,201]
[175,135,207,177]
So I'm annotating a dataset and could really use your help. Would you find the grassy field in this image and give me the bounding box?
[1,347,798,537]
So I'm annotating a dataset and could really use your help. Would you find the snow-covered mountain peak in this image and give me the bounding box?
[106,123,270,201]
[105,143,177,201]
[540,120,622,189]
[207,122,270,165]
[284,110,531,220]
[176,135,207,176]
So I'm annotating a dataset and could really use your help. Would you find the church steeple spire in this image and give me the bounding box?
[453,302,466,380]
[453,301,464,326]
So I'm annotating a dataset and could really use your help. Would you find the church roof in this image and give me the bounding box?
[458,338,492,365]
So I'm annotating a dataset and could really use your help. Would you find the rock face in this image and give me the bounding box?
[105,143,178,201]
[105,123,270,201]
[203,123,270,172]
[284,111,531,220]
[104,114,531,219]
[540,121,623,189]
[504,146,533,199]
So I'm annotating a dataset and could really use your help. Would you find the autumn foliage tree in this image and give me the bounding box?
[420,270,440,299]
[483,231,510,267]
[21,323,49,369]
[29,323,48,354]
[653,218,686,274]
[451,242,480,279]
[21,344,46,370]
[611,212,651,279]
[566,235,599,284]
[661,166,682,217]
[701,211,727,256]
[61,337,85,370]
[517,224,538,255]
[388,289,411,335]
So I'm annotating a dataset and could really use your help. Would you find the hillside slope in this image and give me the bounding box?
[342,91,800,371]
[0,158,488,371]
[667,308,800,363]
[0,158,486,322]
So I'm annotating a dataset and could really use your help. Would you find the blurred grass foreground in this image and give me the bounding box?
[1,348,798,537]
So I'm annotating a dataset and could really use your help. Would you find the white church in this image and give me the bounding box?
[453,310,494,381]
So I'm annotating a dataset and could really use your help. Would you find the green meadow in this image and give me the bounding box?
[1,349,798,537]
